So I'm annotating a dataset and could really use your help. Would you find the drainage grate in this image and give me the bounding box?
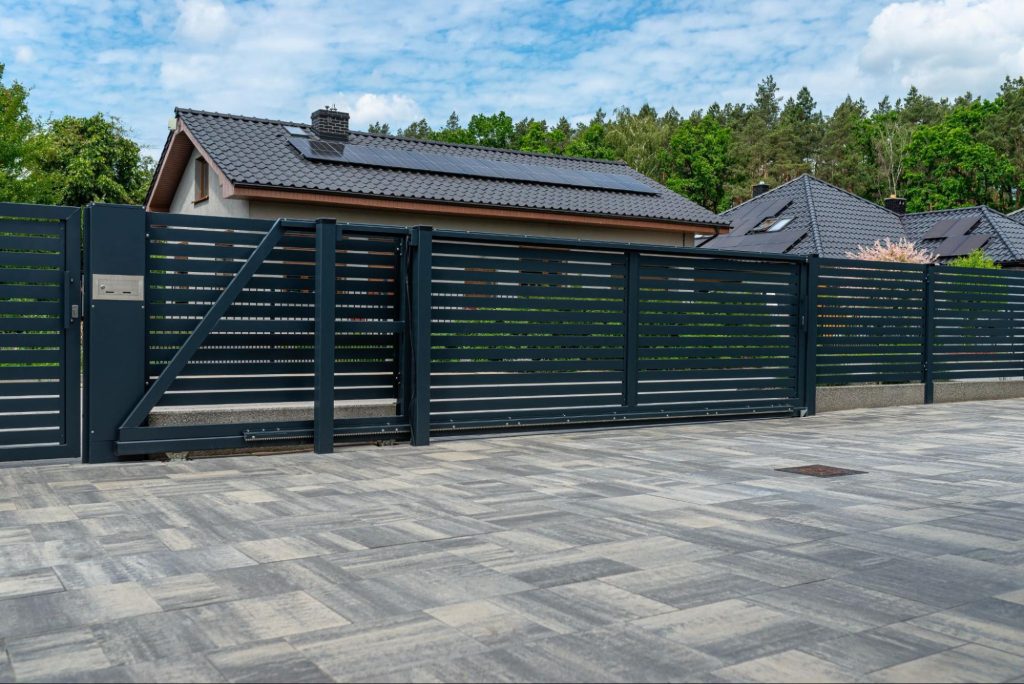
[775,464,866,478]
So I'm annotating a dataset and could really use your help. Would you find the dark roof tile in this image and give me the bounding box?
[173,108,725,227]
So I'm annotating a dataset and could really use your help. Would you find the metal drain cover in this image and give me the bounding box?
[775,464,866,478]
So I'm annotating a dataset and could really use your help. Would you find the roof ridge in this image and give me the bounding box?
[979,206,1024,261]
[801,175,825,255]
[801,174,903,217]
[903,205,986,216]
[720,175,808,215]
[176,108,629,167]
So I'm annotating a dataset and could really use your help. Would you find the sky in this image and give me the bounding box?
[1,0,1023,155]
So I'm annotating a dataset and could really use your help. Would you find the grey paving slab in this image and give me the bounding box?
[2,398,1024,682]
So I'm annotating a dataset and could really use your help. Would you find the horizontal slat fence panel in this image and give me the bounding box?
[931,266,1024,381]
[145,216,404,407]
[0,210,68,452]
[429,237,627,427]
[637,253,801,412]
[815,259,927,385]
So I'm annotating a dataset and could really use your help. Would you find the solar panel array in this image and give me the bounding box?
[728,198,793,234]
[923,214,980,240]
[703,228,808,253]
[288,136,658,195]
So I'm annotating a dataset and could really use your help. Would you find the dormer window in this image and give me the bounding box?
[194,158,210,203]
[752,216,793,233]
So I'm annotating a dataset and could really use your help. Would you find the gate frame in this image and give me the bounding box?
[0,202,81,462]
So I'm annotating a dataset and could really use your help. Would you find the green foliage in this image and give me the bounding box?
[0,64,39,202]
[903,100,1017,212]
[386,73,1024,217]
[664,113,732,211]
[947,248,1000,269]
[1,62,152,205]
[31,114,153,206]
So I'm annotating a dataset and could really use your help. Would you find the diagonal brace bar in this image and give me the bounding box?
[119,218,307,430]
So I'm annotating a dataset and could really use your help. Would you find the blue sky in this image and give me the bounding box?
[1,0,1021,155]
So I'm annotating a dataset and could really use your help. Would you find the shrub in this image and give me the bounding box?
[947,248,999,269]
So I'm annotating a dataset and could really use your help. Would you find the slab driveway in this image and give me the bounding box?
[2,399,1024,682]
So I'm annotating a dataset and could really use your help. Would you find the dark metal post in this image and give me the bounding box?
[314,218,338,454]
[923,264,935,404]
[84,204,147,463]
[409,226,433,446]
[803,256,819,415]
[624,250,640,408]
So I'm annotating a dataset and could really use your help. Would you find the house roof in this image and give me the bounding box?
[701,175,903,257]
[902,206,1024,263]
[146,108,726,230]
[701,174,1024,264]
[1009,207,1024,224]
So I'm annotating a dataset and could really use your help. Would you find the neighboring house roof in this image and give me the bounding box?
[902,206,1024,264]
[146,109,727,232]
[701,175,903,257]
[701,174,1024,265]
[1009,207,1024,224]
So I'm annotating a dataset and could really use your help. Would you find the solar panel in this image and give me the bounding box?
[732,198,793,233]
[706,228,807,253]
[923,214,980,240]
[288,137,658,194]
[935,233,990,257]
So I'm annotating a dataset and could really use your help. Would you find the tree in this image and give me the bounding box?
[871,109,913,198]
[0,63,39,202]
[903,99,1017,211]
[466,112,514,148]
[846,238,935,263]
[664,113,732,211]
[366,122,391,135]
[817,97,874,197]
[30,114,152,206]
[563,110,616,160]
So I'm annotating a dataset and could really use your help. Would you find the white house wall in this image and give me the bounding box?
[168,151,250,218]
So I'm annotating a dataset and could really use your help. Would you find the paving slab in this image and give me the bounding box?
[1,398,1024,682]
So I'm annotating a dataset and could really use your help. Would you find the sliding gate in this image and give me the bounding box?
[80,206,808,461]
[429,232,806,433]
[0,203,81,461]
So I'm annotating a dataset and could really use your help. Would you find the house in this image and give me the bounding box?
[700,174,1024,266]
[145,108,727,246]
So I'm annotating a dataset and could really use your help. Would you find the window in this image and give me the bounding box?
[194,158,210,203]
[752,216,793,233]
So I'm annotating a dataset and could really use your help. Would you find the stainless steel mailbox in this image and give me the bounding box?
[92,274,144,302]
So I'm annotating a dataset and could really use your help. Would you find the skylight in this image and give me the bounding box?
[283,125,309,137]
[752,216,793,233]
[766,217,793,232]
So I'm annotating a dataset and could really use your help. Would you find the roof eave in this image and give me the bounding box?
[228,183,729,234]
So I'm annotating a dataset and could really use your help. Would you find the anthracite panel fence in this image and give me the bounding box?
[1,201,1022,463]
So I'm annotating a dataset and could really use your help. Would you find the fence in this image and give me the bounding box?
[1,202,1023,463]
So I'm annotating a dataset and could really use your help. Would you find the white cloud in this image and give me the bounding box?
[175,0,231,42]
[306,93,423,129]
[14,46,35,64]
[860,0,1024,94]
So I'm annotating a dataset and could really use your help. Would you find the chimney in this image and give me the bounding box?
[884,196,907,214]
[752,181,770,199]
[311,107,349,140]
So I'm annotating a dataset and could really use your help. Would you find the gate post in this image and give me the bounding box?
[84,204,147,463]
[409,226,433,446]
[923,264,935,404]
[802,256,819,416]
[313,218,338,455]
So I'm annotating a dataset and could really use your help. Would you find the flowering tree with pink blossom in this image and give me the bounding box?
[845,238,935,264]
